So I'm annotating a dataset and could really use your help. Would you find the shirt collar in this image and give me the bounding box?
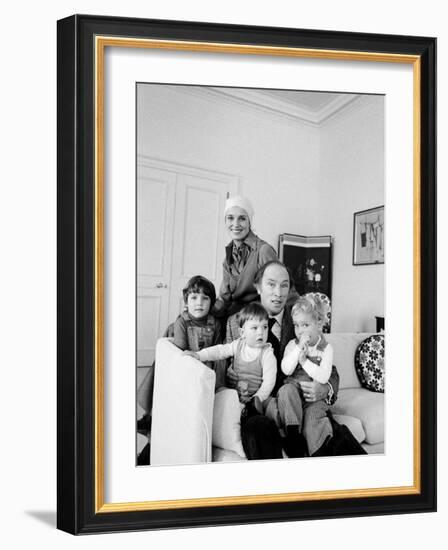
[226,230,257,263]
[182,310,209,325]
[243,230,257,249]
[227,230,257,251]
[270,309,284,326]
[308,335,322,350]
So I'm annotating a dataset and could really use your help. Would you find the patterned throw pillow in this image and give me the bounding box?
[354,334,385,392]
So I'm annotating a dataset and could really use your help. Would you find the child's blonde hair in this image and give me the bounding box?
[291,295,329,326]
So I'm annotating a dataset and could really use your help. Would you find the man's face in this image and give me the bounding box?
[256,264,290,316]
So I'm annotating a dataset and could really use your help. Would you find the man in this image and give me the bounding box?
[226,260,339,459]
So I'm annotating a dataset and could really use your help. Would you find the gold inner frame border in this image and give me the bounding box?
[94,36,421,513]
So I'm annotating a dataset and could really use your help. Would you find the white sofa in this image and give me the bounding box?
[150,333,384,465]
[326,333,384,454]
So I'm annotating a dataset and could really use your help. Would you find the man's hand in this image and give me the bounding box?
[226,367,238,389]
[299,380,329,402]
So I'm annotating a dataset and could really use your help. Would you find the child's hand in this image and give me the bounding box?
[297,349,307,365]
[237,380,250,402]
[297,342,308,365]
[183,350,200,360]
[299,333,311,348]
[297,334,310,364]
[239,393,252,404]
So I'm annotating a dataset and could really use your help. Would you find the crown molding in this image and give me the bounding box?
[319,94,383,126]
[169,85,362,127]
[137,154,239,184]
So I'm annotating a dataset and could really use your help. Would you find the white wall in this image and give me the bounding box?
[138,84,320,249]
[138,86,383,331]
[318,96,385,331]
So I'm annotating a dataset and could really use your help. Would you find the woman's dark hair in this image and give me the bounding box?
[253,260,291,287]
[182,275,216,306]
[237,302,268,328]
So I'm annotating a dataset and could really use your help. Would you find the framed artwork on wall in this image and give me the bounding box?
[57,14,436,534]
[353,206,385,265]
[279,234,332,297]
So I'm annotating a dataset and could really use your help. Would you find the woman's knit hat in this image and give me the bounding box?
[224,195,254,225]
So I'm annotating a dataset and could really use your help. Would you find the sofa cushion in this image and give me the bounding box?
[150,338,216,465]
[331,388,384,445]
[212,389,246,458]
[332,414,365,443]
[325,333,374,389]
[355,334,385,392]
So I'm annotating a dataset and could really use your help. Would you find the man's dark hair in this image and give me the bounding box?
[253,260,291,287]
[182,275,216,306]
[237,302,269,328]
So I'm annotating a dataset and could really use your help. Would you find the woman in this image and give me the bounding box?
[214,195,278,317]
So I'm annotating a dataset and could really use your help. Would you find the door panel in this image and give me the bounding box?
[137,294,162,366]
[181,183,221,278]
[169,173,229,323]
[137,166,176,366]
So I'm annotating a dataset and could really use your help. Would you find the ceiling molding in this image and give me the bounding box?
[317,95,361,123]
[319,94,382,126]
[209,88,322,123]
[170,86,363,127]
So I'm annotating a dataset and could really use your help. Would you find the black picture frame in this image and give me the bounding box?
[353,206,385,265]
[57,14,436,534]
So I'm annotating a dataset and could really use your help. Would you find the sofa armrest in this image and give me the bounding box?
[150,338,216,466]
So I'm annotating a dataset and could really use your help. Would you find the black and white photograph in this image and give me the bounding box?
[135,84,385,467]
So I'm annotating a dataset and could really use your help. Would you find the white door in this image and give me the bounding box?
[137,159,238,366]
[137,166,176,366]
[169,173,231,322]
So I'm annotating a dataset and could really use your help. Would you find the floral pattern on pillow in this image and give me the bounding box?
[355,335,385,392]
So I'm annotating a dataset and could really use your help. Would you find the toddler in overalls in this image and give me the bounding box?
[277,295,334,457]
[173,275,224,386]
[184,302,276,410]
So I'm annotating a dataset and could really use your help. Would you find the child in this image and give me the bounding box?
[137,275,222,441]
[184,302,276,408]
[278,295,334,457]
[173,275,221,353]
[173,275,227,387]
